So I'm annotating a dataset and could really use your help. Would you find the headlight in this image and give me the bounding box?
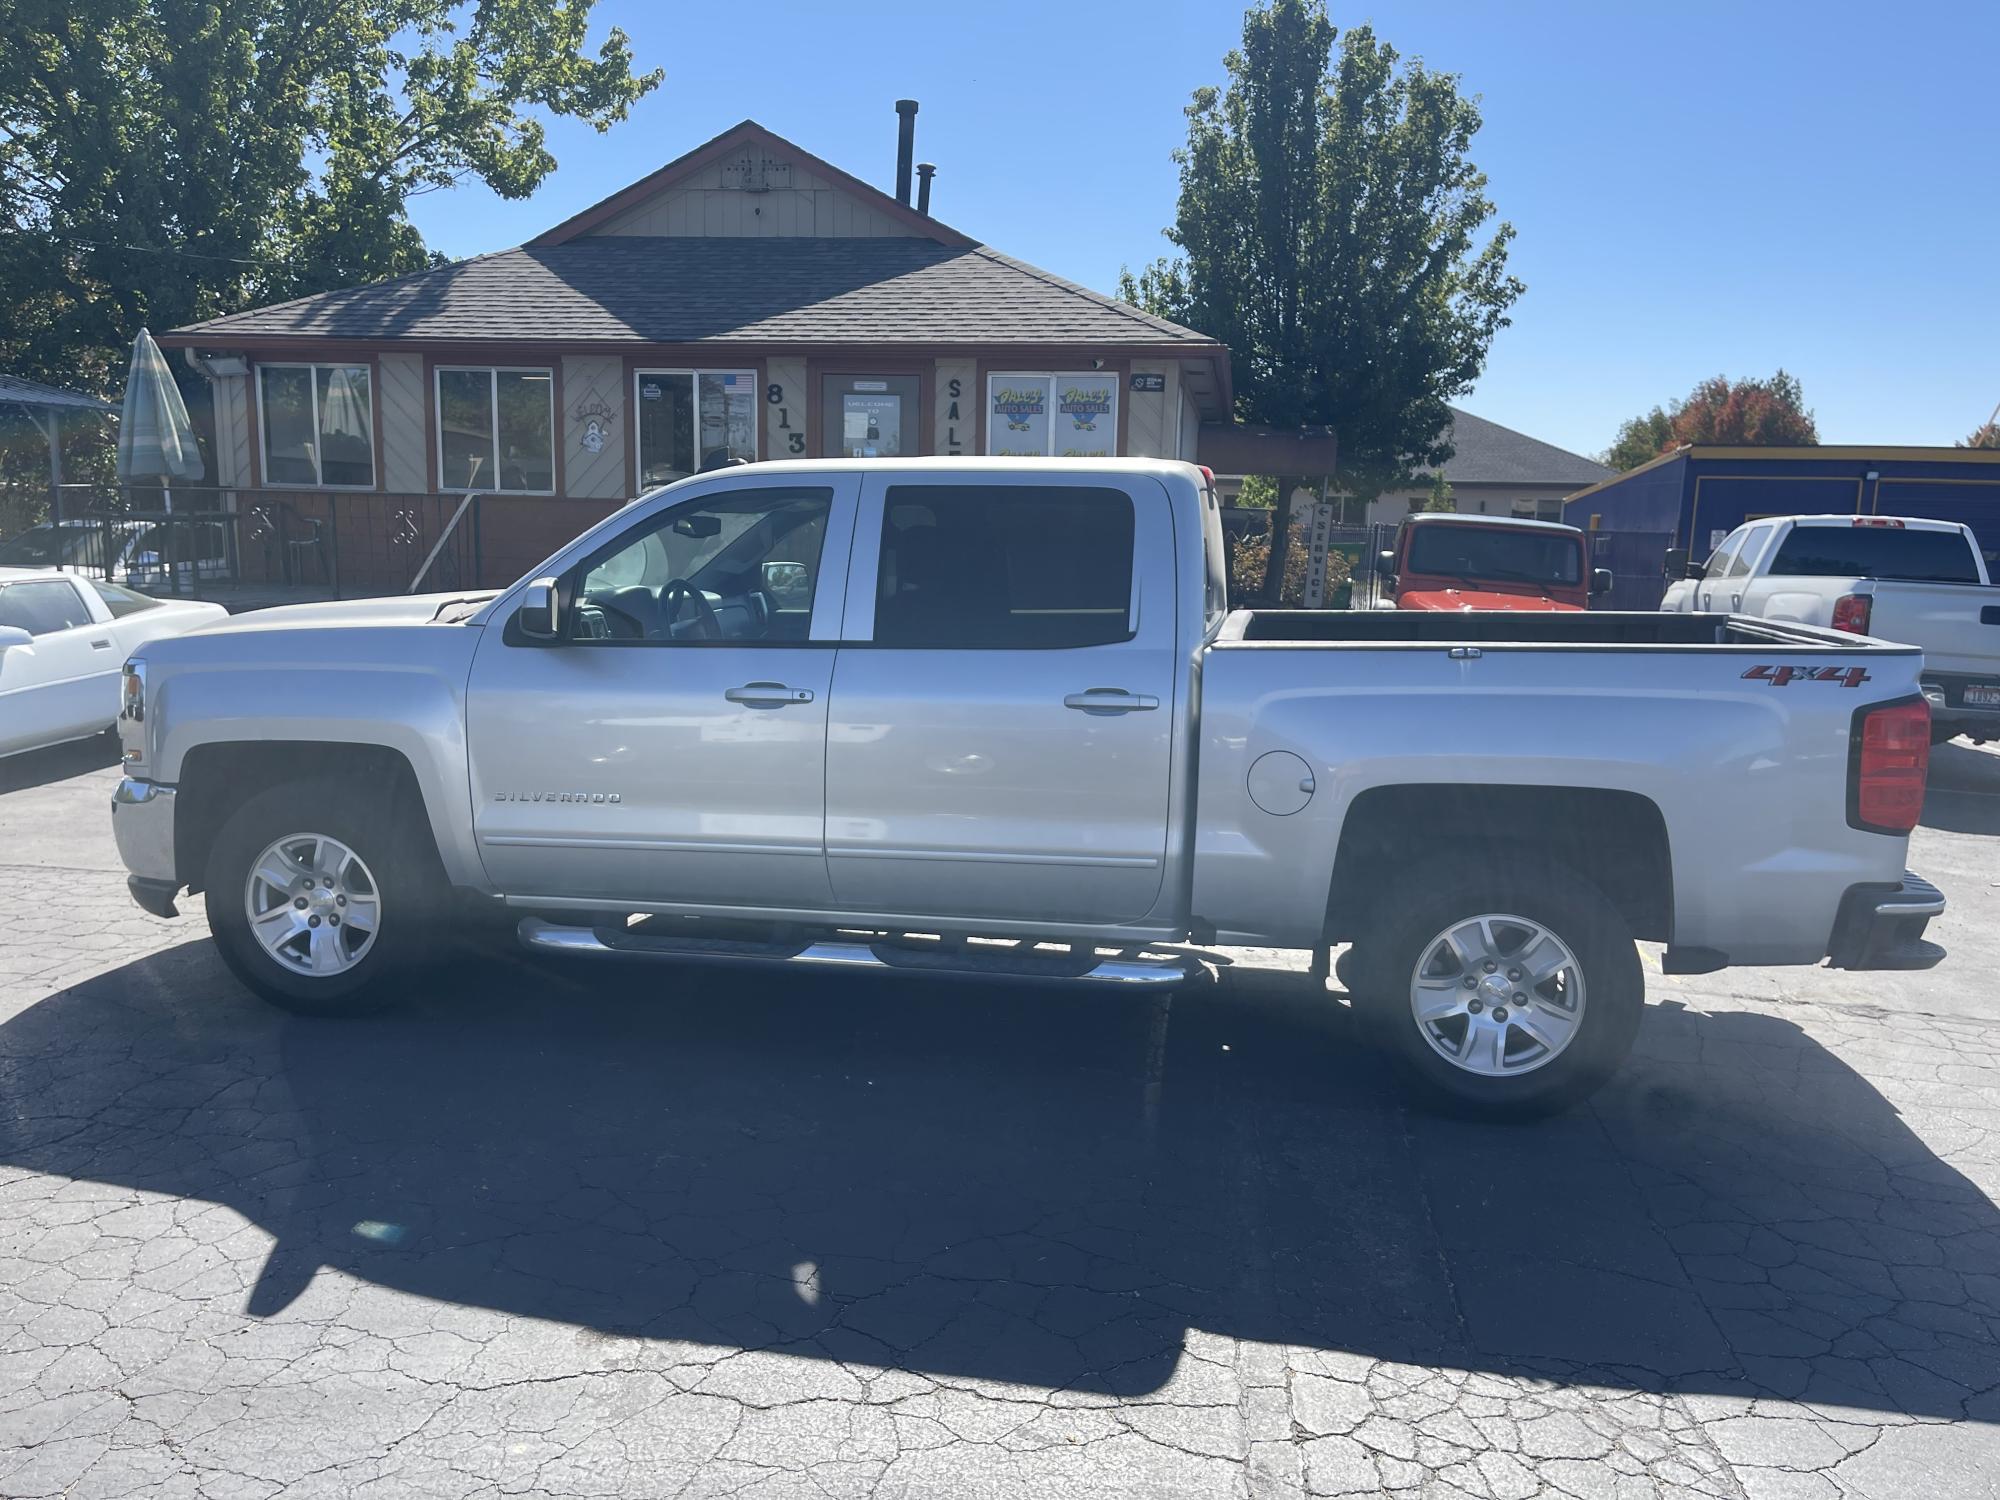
[119,659,147,767]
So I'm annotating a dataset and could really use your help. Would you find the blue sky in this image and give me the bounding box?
[405,0,1998,459]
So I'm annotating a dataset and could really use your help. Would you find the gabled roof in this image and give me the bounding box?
[529,119,975,248]
[1434,407,1612,488]
[164,237,1219,349]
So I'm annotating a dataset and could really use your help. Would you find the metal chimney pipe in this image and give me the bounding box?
[894,99,918,205]
[915,162,936,215]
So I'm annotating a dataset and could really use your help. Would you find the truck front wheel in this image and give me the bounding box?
[1362,859,1644,1119]
[204,777,436,1015]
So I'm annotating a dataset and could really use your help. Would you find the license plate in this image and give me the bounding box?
[1966,684,2000,708]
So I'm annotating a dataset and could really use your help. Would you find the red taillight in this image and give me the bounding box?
[1831,593,1872,635]
[1851,698,1930,833]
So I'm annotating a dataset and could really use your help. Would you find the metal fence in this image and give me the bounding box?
[0,484,488,600]
[1589,530,1675,612]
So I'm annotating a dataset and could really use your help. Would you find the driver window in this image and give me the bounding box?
[1702,532,1743,581]
[571,486,832,644]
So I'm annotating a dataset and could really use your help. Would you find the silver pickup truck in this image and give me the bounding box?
[112,459,1946,1117]
[1661,514,2000,744]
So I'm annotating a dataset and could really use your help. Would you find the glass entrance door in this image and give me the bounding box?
[820,375,921,459]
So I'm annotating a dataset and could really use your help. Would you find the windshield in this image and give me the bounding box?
[1769,525,1981,583]
[1405,524,1582,587]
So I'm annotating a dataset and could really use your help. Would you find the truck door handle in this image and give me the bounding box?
[1063,688,1159,715]
[91,638,114,650]
[725,681,813,708]
[1729,594,1742,609]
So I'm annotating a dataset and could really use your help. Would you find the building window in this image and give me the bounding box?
[436,367,555,493]
[985,373,1118,458]
[1510,497,1564,522]
[635,369,757,488]
[256,364,374,487]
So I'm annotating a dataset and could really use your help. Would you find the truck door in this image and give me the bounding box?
[464,476,859,909]
[823,473,1178,926]
[1696,529,1745,611]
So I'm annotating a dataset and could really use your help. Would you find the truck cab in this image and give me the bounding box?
[1382,513,1608,611]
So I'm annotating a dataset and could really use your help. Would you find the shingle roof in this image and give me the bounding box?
[167,239,1218,349]
[1435,407,1611,487]
[0,374,116,412]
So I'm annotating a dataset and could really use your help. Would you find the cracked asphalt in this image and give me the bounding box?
[2,737,1999,1498]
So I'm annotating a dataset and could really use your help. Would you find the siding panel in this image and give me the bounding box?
[1127,361,1174,459]
[765,357,807,460]
[934,359,975,456]
[211,372,252,486]
[562,355,627,501]
[377,353,427,493]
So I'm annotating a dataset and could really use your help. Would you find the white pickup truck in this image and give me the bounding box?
[111,460,1946,1117]
[1663,514,2000,743]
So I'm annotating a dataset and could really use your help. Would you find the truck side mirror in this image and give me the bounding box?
[1662,547,1688,579]
[1590,567,1614,596]
[515,577,563,642]
[0,625,33,651]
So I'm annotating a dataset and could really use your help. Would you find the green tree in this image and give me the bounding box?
[1421,473,1456,512]
[0,0,659,426]
[1121,0,1520,602]
[1604,406,1675,470]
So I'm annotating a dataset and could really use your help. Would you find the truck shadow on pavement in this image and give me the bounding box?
[2,941,1995,1420]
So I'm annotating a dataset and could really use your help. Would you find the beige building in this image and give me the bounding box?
[160,117,1295,592]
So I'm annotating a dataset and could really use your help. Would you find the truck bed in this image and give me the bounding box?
[1221,609,1887,650]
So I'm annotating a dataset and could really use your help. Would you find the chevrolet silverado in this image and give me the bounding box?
[111,459,1945,1117]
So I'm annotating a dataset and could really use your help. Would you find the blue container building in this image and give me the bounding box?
[1563,446,2000,608]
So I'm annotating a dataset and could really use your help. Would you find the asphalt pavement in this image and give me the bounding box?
[2,736,1998,1498]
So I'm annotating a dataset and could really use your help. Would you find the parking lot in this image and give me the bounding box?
[2,739,1998,1499]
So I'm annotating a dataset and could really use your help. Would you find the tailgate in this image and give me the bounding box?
[1866,582,2000,677]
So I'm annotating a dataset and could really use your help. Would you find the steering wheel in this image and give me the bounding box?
[660,578,722,640]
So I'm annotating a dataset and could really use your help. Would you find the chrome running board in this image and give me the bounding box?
[516,917,1197,987]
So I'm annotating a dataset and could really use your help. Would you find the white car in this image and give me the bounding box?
[0,568,227,758]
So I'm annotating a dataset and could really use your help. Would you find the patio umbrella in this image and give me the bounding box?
[116,327,203,513]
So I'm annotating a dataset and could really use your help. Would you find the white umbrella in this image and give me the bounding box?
[116,327,203,513]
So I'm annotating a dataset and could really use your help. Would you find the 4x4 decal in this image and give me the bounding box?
[1743,664,1872,688]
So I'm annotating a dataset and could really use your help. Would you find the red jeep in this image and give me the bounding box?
[1382,514,1610,611]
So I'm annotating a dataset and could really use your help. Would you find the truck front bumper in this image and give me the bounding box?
[112,778,181,918]
[1825,871,1945,971]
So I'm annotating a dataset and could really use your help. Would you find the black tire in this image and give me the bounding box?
[1358,857,1644,1121]
[204,776,439,1016]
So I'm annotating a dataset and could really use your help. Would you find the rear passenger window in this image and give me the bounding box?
[875,486,1135,649]
[1724,528,1762,578]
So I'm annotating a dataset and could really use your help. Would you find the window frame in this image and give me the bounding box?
[254,361,378,490]
[632,367,759,490]
[0,577,94,636]
[865,482,1142,651]
[1702,530,1746,581]
[983,372,1121,459]
[554,484,840,650]
[434,364,557,495]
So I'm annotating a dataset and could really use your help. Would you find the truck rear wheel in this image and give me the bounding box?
[204,777,436,1016]
[1359,858,1644,1119]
